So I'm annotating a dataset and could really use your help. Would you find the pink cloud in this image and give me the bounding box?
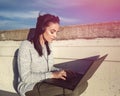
[84,0,120,12]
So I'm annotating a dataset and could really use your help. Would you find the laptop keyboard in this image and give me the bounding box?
[65,70,80,80]
[44,70,83,90]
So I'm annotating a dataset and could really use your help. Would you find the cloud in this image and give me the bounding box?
[31,0,85,9]
[0,10,39,30]
[80,0,120,13]
[0,11,39,19]
[59,17,80,25]
[0,19,34,30]
[33,0,120,10]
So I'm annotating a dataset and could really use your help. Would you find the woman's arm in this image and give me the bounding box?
[17,41,52,83]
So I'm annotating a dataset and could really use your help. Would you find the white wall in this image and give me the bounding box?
[0,38,120,96]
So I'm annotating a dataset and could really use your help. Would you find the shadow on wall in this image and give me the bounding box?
[12,49,19,94]
[0,90,19,96]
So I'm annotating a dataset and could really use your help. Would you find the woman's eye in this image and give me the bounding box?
[50,31,54,34]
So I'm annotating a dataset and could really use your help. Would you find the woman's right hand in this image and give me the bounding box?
[52,70,67,80]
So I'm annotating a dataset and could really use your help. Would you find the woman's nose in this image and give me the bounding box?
[53,33,57,38]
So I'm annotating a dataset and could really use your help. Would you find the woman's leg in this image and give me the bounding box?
[25,82,63,96]
[25,81,88,96]
[25,83,41,96]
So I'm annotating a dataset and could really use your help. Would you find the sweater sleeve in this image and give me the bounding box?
[18,41,52,83]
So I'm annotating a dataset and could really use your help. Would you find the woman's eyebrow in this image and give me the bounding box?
[51,29,57,32]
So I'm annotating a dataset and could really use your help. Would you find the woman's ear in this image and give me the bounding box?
[39,34,43,39]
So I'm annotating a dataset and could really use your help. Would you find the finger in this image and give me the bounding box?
[61,70,65,73]
[63,72,67,77]
[61,76,66,80]
[62,70,67,77]
[60,70,67,77]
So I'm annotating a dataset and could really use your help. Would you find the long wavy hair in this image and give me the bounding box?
[30,14,60,56]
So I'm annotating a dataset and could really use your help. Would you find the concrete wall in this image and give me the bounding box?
[0,38,120,96]
[0,21,120,41]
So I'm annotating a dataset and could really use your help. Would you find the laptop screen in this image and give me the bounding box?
[43,55,108,90]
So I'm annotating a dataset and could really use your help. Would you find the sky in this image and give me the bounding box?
[0,0,120,30]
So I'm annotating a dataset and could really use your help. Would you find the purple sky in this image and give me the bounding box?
[0,0,120,30]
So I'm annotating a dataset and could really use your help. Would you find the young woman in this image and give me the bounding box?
[17,14,67,96]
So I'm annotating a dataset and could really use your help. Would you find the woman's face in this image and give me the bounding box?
[43,22,60,43]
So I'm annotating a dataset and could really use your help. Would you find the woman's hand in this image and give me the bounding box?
[52,70,67,80]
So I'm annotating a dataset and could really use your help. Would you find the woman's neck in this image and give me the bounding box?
[39,35,46,47]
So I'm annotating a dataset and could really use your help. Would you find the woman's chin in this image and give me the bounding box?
[47,40,53,43]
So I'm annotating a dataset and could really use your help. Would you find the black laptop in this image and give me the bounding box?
[43,54,107,90]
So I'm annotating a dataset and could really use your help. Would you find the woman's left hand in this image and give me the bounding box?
[52,70,67,80]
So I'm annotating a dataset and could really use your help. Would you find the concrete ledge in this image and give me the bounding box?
[0,21,120,41]
[0,39,120,96]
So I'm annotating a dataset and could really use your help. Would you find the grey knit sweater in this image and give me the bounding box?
[17,40,59,96]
